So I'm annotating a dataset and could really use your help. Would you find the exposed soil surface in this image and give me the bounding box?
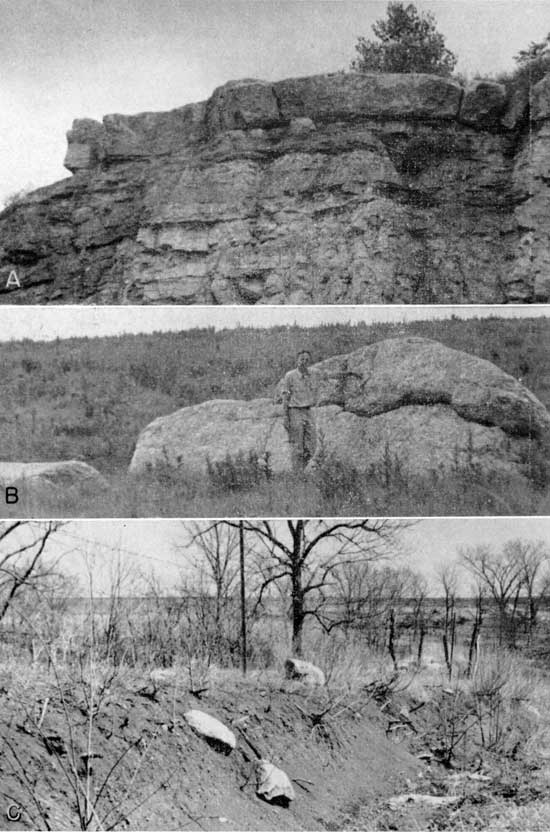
[0,668,420,831]
[3,666,550,830]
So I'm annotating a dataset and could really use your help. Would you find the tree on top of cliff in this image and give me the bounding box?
[351,2,457,76]
[496,32,550,114]
[511,32,550,89]
[515,32,550,68]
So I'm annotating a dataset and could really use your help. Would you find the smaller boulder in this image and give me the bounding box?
[0,460,108,496]
[256,759,296,805]
[149,667,177,685]
[285,657,325,686]
[184,709,236,755]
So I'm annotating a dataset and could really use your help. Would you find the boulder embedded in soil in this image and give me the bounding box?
[285,658,326,686]
[256,759,296,804]
[0,460,108,496]
[184,709,236,754]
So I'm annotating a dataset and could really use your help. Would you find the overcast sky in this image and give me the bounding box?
[31,517,550,596]
[0,304,548,342]
[2,0,548,204]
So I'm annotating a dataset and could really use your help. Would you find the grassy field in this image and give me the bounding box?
[4,464,550,519]
[1,315,549,516]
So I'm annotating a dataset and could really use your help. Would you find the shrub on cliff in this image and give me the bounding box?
[497,32,550,105]
[514,32,550,77]
[1,185,34,213]
[351,2,457,76]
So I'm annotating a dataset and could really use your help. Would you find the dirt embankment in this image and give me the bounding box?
[0,667,420,831]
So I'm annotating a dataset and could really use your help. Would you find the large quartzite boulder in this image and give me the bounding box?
[128,337,550,481]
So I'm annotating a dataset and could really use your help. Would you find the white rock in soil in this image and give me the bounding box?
[184,709,236,753]
[388,793,460,810]
[256,760,296,803]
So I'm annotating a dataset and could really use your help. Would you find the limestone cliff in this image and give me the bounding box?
[1,71,549,304]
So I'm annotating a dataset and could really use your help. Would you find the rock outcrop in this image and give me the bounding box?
[0,460,108,497]
[128,337,550,481]
[0,71,549,304]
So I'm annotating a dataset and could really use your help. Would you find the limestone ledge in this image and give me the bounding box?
[64,73,523,172]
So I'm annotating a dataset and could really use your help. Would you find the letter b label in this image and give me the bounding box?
[5,487,18,504]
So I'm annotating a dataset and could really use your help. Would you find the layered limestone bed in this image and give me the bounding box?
[1,72,550,304]
[128,337,550,480]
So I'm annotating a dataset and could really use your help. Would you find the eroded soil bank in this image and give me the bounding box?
[0,667,419,831]
[3,662,550,830]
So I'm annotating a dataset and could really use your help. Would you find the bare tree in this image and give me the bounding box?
[460,544,524,646]
[180,522,241,628]
[8,569,80,665]
[205,519,407,656]
[408,569,428,664]
[323,561,404,648]
[436,562,458,676]
[0,522,62,625]
[332,562,426,660]
[331,560,375,635]
[467,579,486,677]
[172,523,252,666]
[503,538,550,644]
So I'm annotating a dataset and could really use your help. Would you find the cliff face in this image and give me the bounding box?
[1,71,549,305]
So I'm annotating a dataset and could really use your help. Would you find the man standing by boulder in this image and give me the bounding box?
[278,350,321,472]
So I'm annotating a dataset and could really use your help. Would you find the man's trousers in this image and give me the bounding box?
[286,407,316,471]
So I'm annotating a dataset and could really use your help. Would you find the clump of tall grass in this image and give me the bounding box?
[206,450,272,491]
[4,459,550,518]
[305,629,396,694]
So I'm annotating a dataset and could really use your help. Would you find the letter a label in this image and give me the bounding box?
[6,270,20,289]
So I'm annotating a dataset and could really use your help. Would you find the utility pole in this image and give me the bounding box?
[239,520,247,675]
